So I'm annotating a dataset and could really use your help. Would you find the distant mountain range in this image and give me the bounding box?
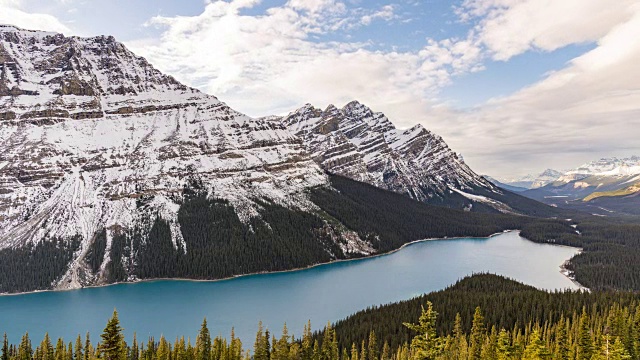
[499,169,563,190]
[490,157,640,215]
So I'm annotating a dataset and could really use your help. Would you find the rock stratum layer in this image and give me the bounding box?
[279,102,492,202]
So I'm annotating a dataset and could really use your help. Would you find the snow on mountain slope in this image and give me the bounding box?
[556,156,640,183]
[531,169,563,189]
[0,25,339,289]
[500,169,562,189]
[278,101,500,205]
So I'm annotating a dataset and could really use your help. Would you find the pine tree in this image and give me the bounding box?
[576,308,593,360]
[380,342,390,360]
[195,319,211,360]
[18,333,32,360]
[610,337,632,360]
[341,347,350,360]
[175,337,186,360]
[496,329,511,360]
[301,321,313,360]
[54,338,65,360]
[263,330,271,360]
[84,334,91,360]
[403,302,440,360]
[367,331,378,360]
[253,322,268,360]
[99,310,124,360]
[481,328,498,360]
[350,343,359,360]
[469,307,485,360]
[554,317,569,360]
[74,335,83,360]
[42,333,54,360]
[272,324,290,360]
[2,333,8,360]
[522,329,550,360]
[157,337,170,360]
[130,334,138,360]
[67,342,73,360]
[452,313,468,360]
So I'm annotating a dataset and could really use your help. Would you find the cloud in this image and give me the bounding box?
[360,5,396,25]
[458,0,638,61]
[131,0,480,117]
[424,2,640,177]
[0,0,70,33]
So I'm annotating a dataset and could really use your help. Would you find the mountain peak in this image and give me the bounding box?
[281,101,488,202]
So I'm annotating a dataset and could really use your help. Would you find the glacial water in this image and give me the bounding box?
[0,231,580,344]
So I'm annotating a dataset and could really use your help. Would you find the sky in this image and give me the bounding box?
[0,0,639,179]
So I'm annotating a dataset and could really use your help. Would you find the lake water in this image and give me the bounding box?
[0,231,580,344]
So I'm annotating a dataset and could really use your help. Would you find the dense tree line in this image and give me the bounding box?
[0,237,80,293]
[329,274,640,352]
[109,192,341,282]
[521,218,640,291]
[310,175,528,252]
[3,275,640,360]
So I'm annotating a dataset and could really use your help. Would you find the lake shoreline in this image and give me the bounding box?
[0,229,585,297]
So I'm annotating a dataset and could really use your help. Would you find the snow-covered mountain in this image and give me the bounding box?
[501,169,562,189]
[0,25,354,289]
[522,156,640,215]
[279,102,493,202]
[555,156,640,183]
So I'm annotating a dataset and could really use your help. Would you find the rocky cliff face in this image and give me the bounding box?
[279,102,494,203]
[0,25,344,289]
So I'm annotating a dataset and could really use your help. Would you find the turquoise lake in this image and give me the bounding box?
[0,231,580,344]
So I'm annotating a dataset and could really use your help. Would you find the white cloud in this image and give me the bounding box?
[459,0,638,61]
[131,0,480,117]
[0,0,70,33]
[423,2,640,177]
[360,5,396,25]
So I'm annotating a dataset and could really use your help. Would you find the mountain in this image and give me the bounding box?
[278,103,560,216]
[0,25,360,292]
[0,25,537,294]
[500,169,562,189]
[522,156,640,215]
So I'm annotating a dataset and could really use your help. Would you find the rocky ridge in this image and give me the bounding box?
[278,102,495,203]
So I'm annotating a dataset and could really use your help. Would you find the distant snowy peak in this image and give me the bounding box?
[501,169,561,189]
[531,169,563,188]
[557,156,640,183]
[280,101,491,201]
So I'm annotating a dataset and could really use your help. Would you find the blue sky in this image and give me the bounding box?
[1,0,639,178]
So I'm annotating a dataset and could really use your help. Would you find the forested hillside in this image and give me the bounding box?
[330,274,640,352]
[520,217,640,291]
